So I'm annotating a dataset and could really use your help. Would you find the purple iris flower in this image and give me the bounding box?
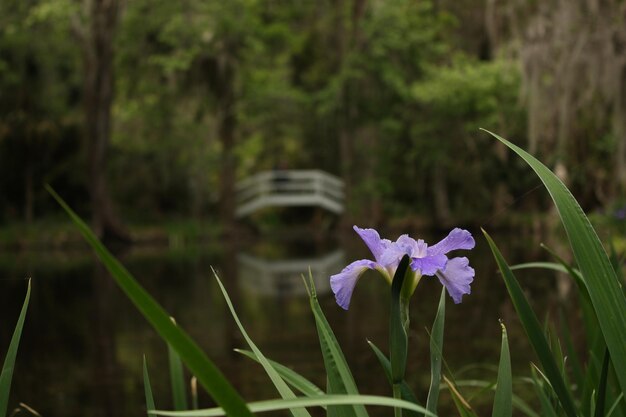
[330,226,475,309]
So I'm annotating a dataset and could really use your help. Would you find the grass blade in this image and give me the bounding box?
[168,325,189,411]
[47,187,253,417]
[453,380,539,417]
[304,273,369,417]
[594,350,610,417]
[444,376,479,417]
[426,287,446,415]
[530,367,559,417]
[235,349,325,398]
[0,280,30,417]
[191,377,199,410]
[559,310,585,399]
[143,356,157,417]
[151,394,437,417]
[606,393,624,417]
[510,262,573,275]
[491,321,512,417]
[483,129,626,394]
[483,230,578,417]
[213,269,311,417]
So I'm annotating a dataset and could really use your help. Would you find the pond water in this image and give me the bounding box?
[0,229,569,416]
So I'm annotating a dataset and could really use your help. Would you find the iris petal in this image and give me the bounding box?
[353,226,390,264]
[435,257,475,304]
[410,254,448,276]
[379,234,421,266]
[330,259,377,310]
[379,243,406,266]
[428,228,475,256]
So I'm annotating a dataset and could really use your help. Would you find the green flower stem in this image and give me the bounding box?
[390,256,412,417]
[393,296,411,417]
[393,383,403,417]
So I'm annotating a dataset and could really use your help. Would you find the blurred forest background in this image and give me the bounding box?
[1,0,626,242]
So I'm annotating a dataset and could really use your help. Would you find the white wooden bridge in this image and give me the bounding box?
[235,170,345,218]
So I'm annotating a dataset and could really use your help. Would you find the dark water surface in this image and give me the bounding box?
[0,231,566,416]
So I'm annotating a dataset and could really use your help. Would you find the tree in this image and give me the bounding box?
[494,0,626,202]
[80,0,129,241]
[0,0,83,224]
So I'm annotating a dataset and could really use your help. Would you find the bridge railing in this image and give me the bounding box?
[235,170,344,217]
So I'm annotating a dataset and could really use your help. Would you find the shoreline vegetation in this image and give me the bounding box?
[0,210,620,252]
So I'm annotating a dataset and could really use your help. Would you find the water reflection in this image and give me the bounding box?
[238,249,344,296]
[0,232,559,416]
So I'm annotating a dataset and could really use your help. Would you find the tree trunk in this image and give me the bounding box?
[84,0,129,243]
[216,55,237,236]
[614,64,626,192]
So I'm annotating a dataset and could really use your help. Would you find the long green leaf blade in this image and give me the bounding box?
[152,395,437,417]
[483,129,626,393]
[483,230,578,417]
[366,340,419,417]
[304,274,368,417]
[213,270,311,417]
[235,349,325,398]
[530,367,559,417]
[510,262,577,276]
[426,287,446,415]
[491,322,512,417]
[47,187,253,417]
[0,280,30,417]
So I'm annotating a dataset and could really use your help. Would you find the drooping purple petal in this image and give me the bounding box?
[410,254,448,276]
[428,228,475,256]
[330,259,377,310]
[353,226,390,264]
[435,257,475,304]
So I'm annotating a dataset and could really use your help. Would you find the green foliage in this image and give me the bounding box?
[143,356,157,417]
[0,281,30,417]
[48,186,254,417]
[426,288,446,416]
[366,340,419,417]
[48,131,626,417]
[485,130,626,394]
[304,272,368,417]
[483,130,626,417]
[0,0,536,227]
[213,270,311,417]
[151,395,434,417]
[491,323,512,417]
[390,256,410,385]
[0,0,83,223]
[484,230,578,417]
[235,350,325,398]
[167,324,189,411]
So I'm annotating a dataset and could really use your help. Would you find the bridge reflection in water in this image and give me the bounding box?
[237,249,345,296]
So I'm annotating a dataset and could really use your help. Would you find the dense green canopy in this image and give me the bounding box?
[0,0,623,230]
